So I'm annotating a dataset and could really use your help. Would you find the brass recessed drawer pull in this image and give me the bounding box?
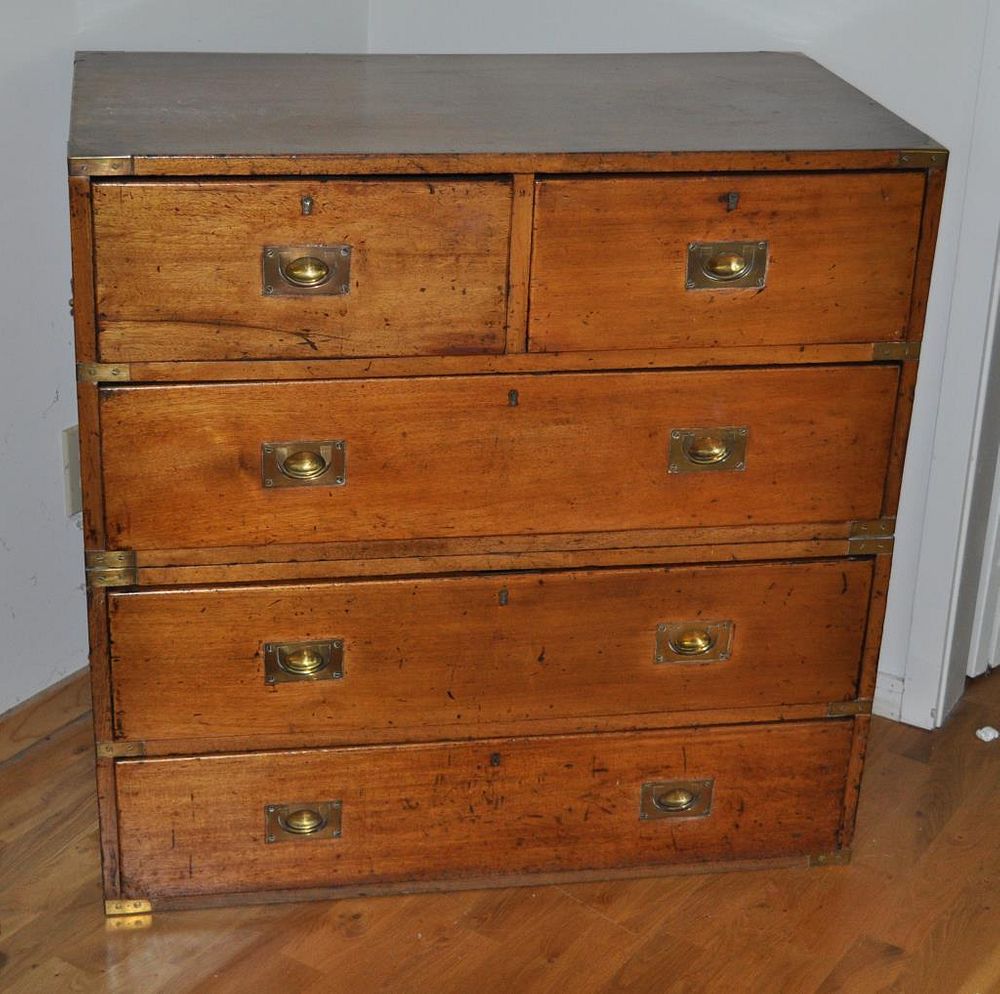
[686,240,767,290]
[261,439,347,489]
[265,800,342,843]
[655,620,734,664]
[262,244,351,296]
[640,779,714,820]
[668,427,748,473]
[263,638,345,684]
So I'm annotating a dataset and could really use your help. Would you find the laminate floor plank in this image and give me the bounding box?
[0,676,997,994]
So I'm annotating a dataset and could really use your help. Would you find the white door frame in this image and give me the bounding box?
[875,0,1000,727]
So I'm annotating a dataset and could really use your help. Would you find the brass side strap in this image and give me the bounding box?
[77,362,132,384]
[872,341,921,362]
[848,518,895,555]
[95,741,146,759]
[85,550,138,588]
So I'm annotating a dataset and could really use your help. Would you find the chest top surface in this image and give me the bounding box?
[69,50,940,163]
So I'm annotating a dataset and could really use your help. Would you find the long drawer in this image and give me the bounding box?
[529,172,924,352]
[99,365,898,551]
[91,179,513,361]
[108,559,873,747]
[115,720,853,899]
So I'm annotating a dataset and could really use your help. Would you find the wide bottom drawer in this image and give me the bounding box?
[116,720,853,900]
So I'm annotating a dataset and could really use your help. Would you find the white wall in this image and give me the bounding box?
[0,2,368,717]
[1,0,995,722]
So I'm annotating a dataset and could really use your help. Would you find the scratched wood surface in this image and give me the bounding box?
[92,180,512,361]
[529,172,924,351]
[108,559,873,748]
[69,52,941,163]
[98,366,899,552]
[1,674,996,993]
[114,721,852,899]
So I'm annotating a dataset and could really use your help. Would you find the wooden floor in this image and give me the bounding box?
[1,676,997,994]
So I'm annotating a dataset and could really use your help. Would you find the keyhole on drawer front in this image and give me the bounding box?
[490,753,502,767]
[498,588,509,606]
[720,191,740,212]
[508,389,519,407]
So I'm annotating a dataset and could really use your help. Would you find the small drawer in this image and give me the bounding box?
[528,172,924,352]
[98,365,898,551]
[114,720,853,900]
[91,179,512,360]
[108,559,873,748]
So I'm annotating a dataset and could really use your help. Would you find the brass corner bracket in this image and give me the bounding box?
[96,740,146,759]
[872,341,921,362]
[77,362,132,384]
[85,550,138,588]
[69,155,133,177]
[897,149,948,169]
[848,518,895,555]
[105,898,152,917]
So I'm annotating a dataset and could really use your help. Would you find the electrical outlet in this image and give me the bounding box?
[62,425,82,516]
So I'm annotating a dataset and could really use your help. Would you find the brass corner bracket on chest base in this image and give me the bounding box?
[105,898,152,917]
[85,550,138,588]
[849,518,895,555]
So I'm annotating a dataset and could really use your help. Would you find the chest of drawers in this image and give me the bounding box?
[68,51,946,914]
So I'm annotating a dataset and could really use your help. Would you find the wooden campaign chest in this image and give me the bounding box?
[67,51,946,914]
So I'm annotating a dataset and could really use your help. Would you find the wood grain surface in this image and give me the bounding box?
[93,180,512,361]
[114,720,853,899]
[69,52,940,162]
[530,172,924,351]
[108,559,872,747]
[98,365,899,552]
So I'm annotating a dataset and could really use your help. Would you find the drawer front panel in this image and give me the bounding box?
[92,180,512,360]
[529,172,924,352]
[116,720,852,898]
[100,366,898,551]
[109,559,873,746]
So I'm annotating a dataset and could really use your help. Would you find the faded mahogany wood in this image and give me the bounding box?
[840,714,872,849]
[108,559,872,748]
[69,53,940,163]
[115,342,887,382]
[504,174,534,353]
[858,555,893,702]
[69,178,108,550]
[130,522,855,568]
[114,720,853,900]
[93,180,512,361]
[880,170,947,517]
[124,540,857,587]
[530,172,924,351]
[65,51,947,915]
[100,704,844,759]
[68,177,98,362]
[98,366,899,552]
